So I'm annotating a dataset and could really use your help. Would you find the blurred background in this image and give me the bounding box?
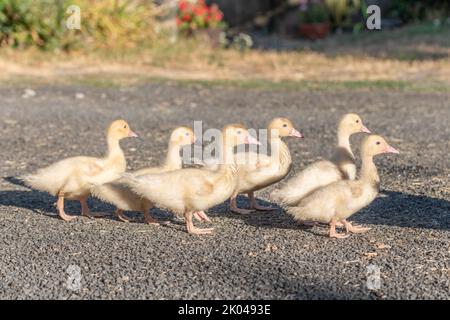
[0,0,449,89]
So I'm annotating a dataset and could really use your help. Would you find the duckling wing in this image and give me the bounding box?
[122,168,229,213]
[286,181,350,223]
[133,166,165,176]
[197,158,221,172]
[235,152,272,172]
[22,156,101,196]
[120,170,193,213]
[270,160,343,206]
[90,181,142,212]
[80,157,125,186]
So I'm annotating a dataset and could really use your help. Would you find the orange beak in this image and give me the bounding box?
[244,134,262,145]
[128,130,138,138]
[361,125,371,134]
[384,144,399,154]
[289,128,304,138]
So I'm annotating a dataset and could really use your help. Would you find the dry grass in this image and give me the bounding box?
[1,23,449,89]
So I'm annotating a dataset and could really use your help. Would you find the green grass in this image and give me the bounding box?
[2,75,449,93]
[143,77,450,93]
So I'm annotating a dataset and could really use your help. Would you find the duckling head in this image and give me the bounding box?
[268,117,303,138]
[222,123,261,147]
[362,135,400,157]
[107,120,138,141]
[339,113,371,135]
[170,126,196,146]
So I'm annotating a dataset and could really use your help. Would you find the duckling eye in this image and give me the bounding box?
[376,141,381,145]
[185,132,190,136]
[355,120,359,123]
[283,124,288,128]
[123,125,127,129]
[237,130,242,135]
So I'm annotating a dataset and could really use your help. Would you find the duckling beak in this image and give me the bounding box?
[289,128,304,138]
[128,130,138,138]
[384,144,399,154]
[361,125,371,134]
[245,134,262,145]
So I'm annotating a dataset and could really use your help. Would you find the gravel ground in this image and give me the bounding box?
[0,83,449,299]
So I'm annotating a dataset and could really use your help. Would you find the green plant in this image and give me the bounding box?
[388,0,450,23]
[299,2,330,24]
[231,33,253,52]
[0,0,157,51]
[324,0,361,29]
[0,0,67,49]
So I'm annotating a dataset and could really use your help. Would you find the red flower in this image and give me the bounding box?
[182,13,191,22]
[178,0,188,11]
[209,4,223,21]
[194,6,208,17]
[177,0,224,32]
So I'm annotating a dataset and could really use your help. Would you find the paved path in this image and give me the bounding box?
[0,84,449,299]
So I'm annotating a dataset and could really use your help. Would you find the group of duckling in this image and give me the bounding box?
[23,113,399,238]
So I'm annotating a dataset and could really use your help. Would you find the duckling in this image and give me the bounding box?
[91,126,196,224]
[120,124,260,235]
[286,135,399,238]
[270,113,370,206]
[22,120,138,221]
[230,118,303,214]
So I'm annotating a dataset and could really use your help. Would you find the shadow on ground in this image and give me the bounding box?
[0,177,176,222]
[2,176,450,232]
[210,191,450,232]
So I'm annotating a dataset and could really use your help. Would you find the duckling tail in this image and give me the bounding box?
[270,188,304,206]
[20,171,62,196]
[120,172,140,185]
[119,173,148,197]
[285,205,308,222]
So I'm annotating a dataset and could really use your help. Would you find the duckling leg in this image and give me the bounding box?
[229,194,253,215]
[317,221,344,228]
[329,218,349,239]
[79,196,106,219]
[80,196,91,217]
[143,201,169,225]
[193,212,203,221]
[193,211,211,222]
[144,210,160,225]
[56,191,76,222]
[184,212,214,235]
[342,220,371,234]
[115,209,132,223]
[248,192,274,211]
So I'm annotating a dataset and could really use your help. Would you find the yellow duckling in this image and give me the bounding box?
[287,135,399,238]
[270,113,370,206]
[120,124,260,235]
[230,118,303,214]
[91,126,196,224]
[22,120,138,221]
